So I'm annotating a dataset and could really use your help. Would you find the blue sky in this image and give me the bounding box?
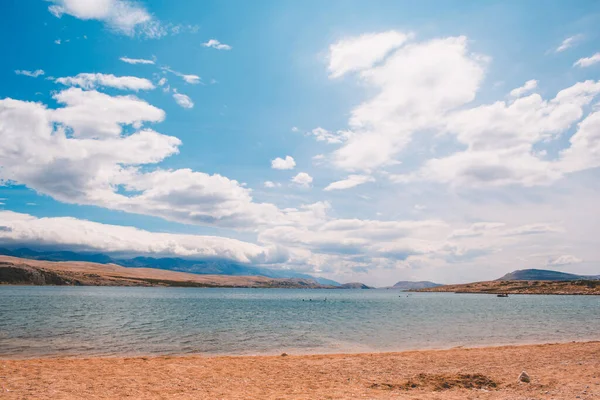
[1,0,600,285]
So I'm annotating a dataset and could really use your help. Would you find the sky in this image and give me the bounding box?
[1,0,600,286]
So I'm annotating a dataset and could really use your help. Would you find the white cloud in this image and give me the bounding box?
[555,34,583,53]
[47,0,164,38]
[202,39,232,50]
[329,34,487,172]
[559,111,600,173]
[51,87,165,138]
[56,73,155,91]
[308,127,350,144]
[548,254,583,266]
[54,39,61,45]
[162,67,201,84]
[328,31,412,78]
[271,156,296,170]
[291,126,299,132]
[450,222,506,238]
[181,74,201,84]
[0,93,289,230]
[291,172,313,187]
[324,175,374,191]
[172,92,194,109]
[15,69,45,78]
[510,79,538,97]
[0,211,284,264]
[450,222,560,239]
[393,80,600,186]
[120,57,155,65]
[263,181,281,188]
[574,53,600,68]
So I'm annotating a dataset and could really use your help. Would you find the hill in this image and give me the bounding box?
[413,279,600,295]
[0,256,337,289]
[339,282,373,289]
[0,248,340,286]
[497,269,600,281]
[389,281,442,290]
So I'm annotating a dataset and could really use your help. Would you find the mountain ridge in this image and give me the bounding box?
[0,248,341,286]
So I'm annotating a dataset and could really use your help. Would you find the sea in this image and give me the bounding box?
[1,286,598,358]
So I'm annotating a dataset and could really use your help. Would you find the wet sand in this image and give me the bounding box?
[1,341,599,399]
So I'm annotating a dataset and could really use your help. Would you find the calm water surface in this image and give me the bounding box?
[1,286,598,358]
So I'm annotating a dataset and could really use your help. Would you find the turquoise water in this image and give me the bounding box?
[0,286,598,358]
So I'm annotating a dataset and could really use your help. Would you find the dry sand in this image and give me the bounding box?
[1,341,599,399]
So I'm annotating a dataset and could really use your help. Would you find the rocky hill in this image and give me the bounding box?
[0,256,338,289]
[414,279,600,295]
[497,269,600,281]
[0,248,340,286]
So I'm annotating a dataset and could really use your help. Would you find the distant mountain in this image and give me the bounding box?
[497,269,600,281]
[0,256,334,289]
[389,281,442,290]
[0,248,114,264]
[0,248,341,286]
[339,282,372,289]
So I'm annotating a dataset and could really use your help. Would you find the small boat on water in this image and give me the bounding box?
[497,293,509,298]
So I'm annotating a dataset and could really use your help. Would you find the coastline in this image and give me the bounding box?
[2,341,599,399]
[412,279,600,295]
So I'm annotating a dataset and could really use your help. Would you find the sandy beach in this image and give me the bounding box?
[1,341,598,399]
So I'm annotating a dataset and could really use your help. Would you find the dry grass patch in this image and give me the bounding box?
[370,373,498,391]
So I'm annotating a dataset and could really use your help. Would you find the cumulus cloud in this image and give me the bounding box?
[202,39,232,50]
[321,31,600,188]
[328,31,412,78]
[324,175,374,191]
[120,57,155,65]
[559,111,600,173]
[0,92,287,229]
[393,80,600,186]
[172,92,194,109]
[510,79,538,97]
[56,73,155,91]
[329,34,487,172]
[0,211,284,264]
[51,87,165,138]
[574,53,600,68]
[271,156,296,170]
[555,35,583,52]
[47,0,164,38]
[15,69,45,78]
[291,172,313,187]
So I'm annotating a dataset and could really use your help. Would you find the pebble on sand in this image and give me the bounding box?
[518,371,531,383]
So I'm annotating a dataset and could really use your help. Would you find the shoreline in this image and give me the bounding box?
[2,338,599,361]
[2,341,599,399]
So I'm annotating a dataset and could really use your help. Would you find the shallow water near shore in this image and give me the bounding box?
[1,286,599,358]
